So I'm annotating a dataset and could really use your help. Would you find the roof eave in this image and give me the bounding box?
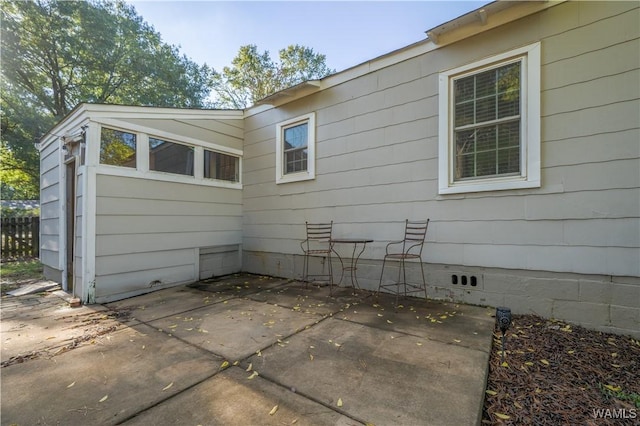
[254,80,322,107]
[425,1,562,46]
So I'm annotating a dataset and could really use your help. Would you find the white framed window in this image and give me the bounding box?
[95,122,242,190]
[100,127,136,168]
[276,112,315,184]
[204,149,240,182]
[149,137,194,176]
[438,42,541,194]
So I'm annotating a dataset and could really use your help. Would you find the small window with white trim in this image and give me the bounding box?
[276,112,315,184]
[438,43,541,194]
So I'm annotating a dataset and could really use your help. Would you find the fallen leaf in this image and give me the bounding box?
[99,395,109,403]
[495,412,510,420]
[309,353,314,361]
[220,360,230,370]
[604,384,621,392]
[269,405,279,415]
[453,339,461,343]
[162,382,173,391]
[416,342,423,346]
[501,361,509,367]
[337,398,343,407]
[540,359,549,366]
[514,401,523,409]
[246,363,253,372]
[485,390,497,396]
[524,362,534,366]
[386,320,393,324]
[247,371,259,380]
[67,381,75,388]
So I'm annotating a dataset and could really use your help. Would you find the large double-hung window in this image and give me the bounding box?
[438,43,541,194]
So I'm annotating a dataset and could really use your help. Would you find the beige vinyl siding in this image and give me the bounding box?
[39,142,60,269]
[242,1,639,279]
[117,118,244,151]
[94,174,242,301]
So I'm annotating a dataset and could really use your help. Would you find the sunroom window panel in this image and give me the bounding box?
[100,128,136,168]
[204,150,239,182]
[149,137,194,176]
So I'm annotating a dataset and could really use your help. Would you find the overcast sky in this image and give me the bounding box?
[126,1,487,73]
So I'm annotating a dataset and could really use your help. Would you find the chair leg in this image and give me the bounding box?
[377,256,388,297]
[327,253,334,295]
[303,253,309,288]
[419,260,427,300]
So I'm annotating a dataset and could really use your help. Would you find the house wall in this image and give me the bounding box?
[242,1,640,337]
[93,174,242,303]
[39,141,62,281]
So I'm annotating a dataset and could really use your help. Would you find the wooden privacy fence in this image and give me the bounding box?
[1,217,39,260]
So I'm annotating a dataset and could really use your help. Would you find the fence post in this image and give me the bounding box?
[32,216,40,258]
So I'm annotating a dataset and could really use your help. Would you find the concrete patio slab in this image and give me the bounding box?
[247,281,361,316]
[1,322,221,425]
[147,297,325,361]
[123,365,359,426]
[1,274,495,426]
[105,285,233,324]
[188,274,288,297]
[247,316,490,426]
[1,292,117,364]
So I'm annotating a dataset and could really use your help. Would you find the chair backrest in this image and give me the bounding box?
[401,219,429,255]
[303,221,333,251]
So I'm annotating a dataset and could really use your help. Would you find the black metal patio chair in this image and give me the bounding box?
[300,221,334,291]
[377,219,429,304]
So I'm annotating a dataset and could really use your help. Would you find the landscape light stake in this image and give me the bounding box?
[495,307,512,363]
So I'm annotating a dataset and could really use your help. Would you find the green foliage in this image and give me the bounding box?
[99,128,136,167]
[1,143,39,200]
[1,206,40,218]
[0,0,214,198]
[211,44,335,109]
[599,383,640,408]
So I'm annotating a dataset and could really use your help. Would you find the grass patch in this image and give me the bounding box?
[1,260,44,294]
[2,259,44,280]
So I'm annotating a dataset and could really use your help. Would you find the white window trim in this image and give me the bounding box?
[438,42,541,194]
[276,112,316,184]
[96,123,242,189]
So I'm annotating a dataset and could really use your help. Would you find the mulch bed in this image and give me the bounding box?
[482,314,640,425]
